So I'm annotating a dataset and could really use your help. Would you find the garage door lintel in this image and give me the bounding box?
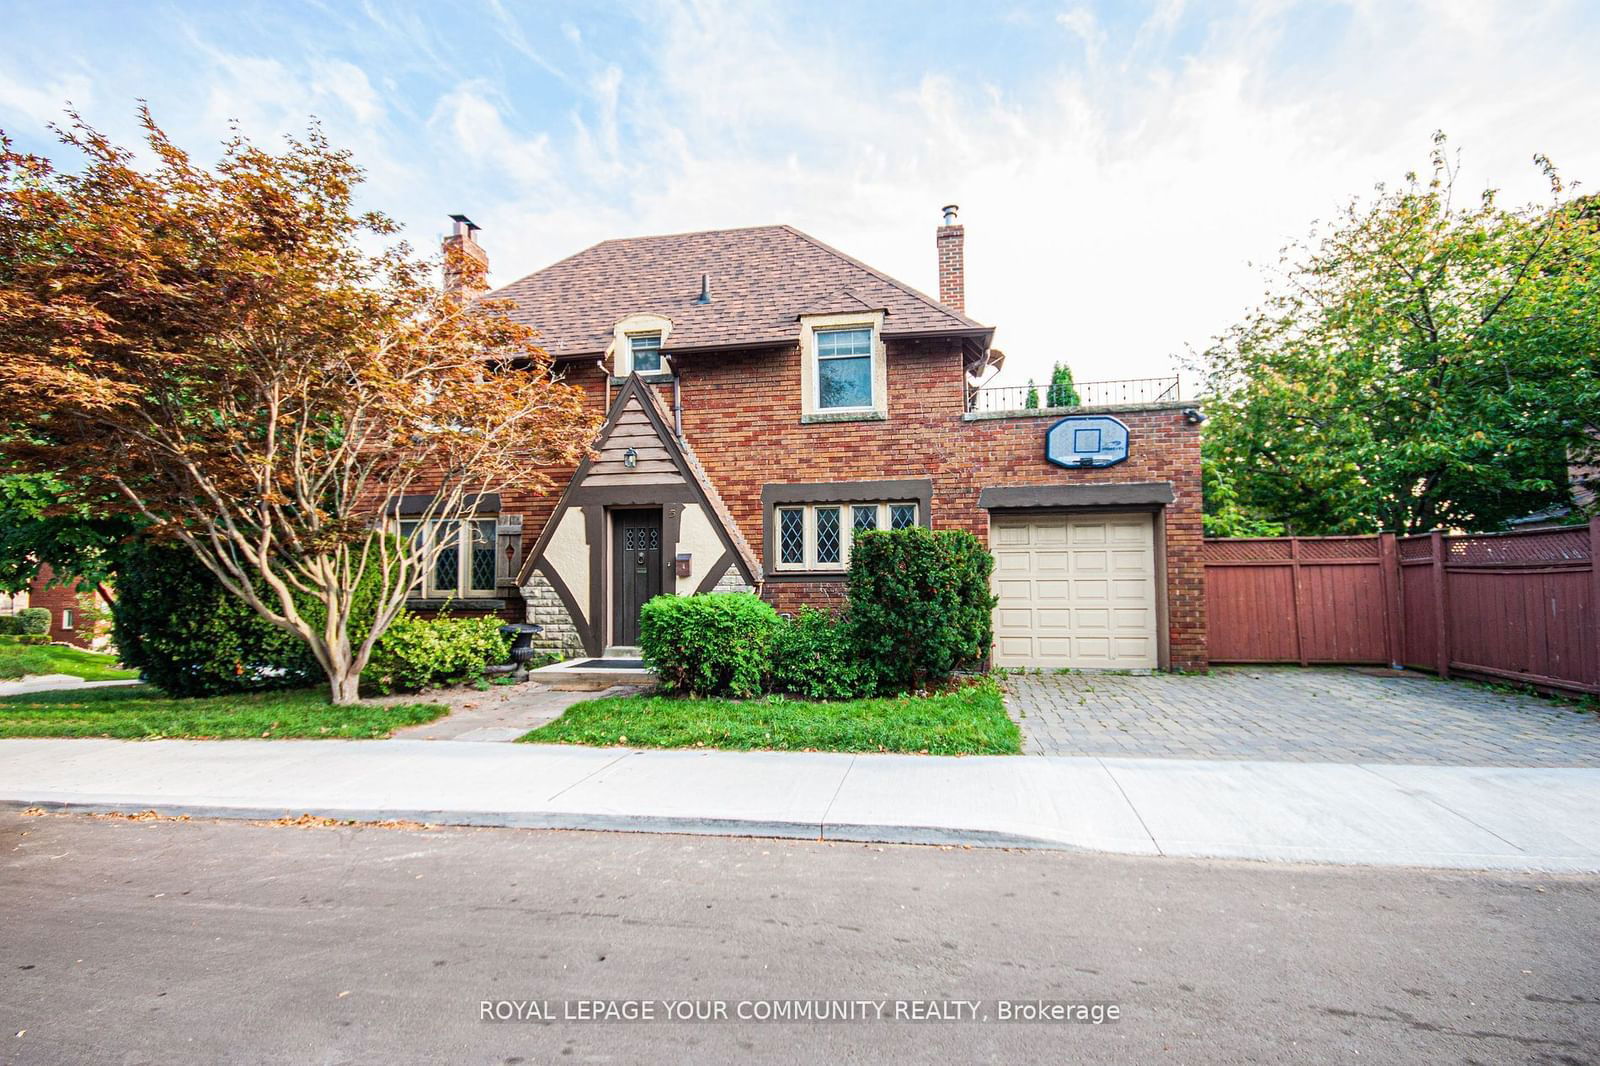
[978,481,1174,511]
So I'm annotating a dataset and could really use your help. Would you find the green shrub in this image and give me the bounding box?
[847,527,997,693]
[113,541,320,697]
[361,614,510,694]
[14,634,51,646]
[112,538,406,698]
[17,607,50,635]
[769,607,872,700]
[640,593,781,698]
[0,616,23,636]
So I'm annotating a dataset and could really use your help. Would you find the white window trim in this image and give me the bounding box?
[609,312,673,377]
[798,310,887,421]
[771,501,918,573]
[61,608,74,630]
[626,331,663,375]
[400,516,501,598]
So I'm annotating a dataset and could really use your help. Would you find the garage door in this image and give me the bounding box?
[991,513,1158,669]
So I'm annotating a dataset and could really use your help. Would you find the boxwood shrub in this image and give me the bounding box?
[17,607,51,635]
[360,613,510,695]
[640,593,781,698]
[847,527,996,692]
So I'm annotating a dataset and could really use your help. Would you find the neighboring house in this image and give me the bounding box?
[0,564,109,648]
[425,209,1206,671]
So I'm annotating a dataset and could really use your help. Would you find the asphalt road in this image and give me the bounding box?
[2,812,1596,1065]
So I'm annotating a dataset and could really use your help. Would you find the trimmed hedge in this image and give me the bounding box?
[112,539,401,698]
[17,607,50,635]
[640,593,781,698]
[0,616,22,636]
[361,614,510,694]
[847,527,996,692]
[112,541,322,697]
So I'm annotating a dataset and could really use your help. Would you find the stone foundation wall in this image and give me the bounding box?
[521,573,584,658]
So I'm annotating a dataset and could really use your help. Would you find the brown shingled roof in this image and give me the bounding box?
[488,224,990,358]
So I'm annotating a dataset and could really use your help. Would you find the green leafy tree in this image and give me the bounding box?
[1045,362,1081,408]
[0,472,137,592]
[1197,134,1600,534]
[1023,380,1040,409]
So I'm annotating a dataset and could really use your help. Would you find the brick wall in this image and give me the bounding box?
[26,565,93,647]
[444,343,1205,670]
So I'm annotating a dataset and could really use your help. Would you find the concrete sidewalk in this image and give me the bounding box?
[1,738,1597,872]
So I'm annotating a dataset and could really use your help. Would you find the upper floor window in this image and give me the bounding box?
[798,310,887,423]
[629,333,662,374]
[815,328,873,410]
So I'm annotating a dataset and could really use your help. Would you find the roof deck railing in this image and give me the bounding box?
[966,375,1180,414]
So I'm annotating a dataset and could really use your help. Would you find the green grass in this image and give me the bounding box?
[0,636,141,682]
[520,677,1020,755]
[0,685,447,739]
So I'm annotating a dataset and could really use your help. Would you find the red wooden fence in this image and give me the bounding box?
[1204,518,1600,695]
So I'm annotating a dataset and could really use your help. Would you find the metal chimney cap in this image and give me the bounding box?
[449,213,480,234]
[941,204,960,225]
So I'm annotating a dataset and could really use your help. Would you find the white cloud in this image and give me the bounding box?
[0,69,92,130]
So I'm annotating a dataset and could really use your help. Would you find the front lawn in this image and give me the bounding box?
[0,637,141,682]
[0,685,447,739]
[520,678,1019,755]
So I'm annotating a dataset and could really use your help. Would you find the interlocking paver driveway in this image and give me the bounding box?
[1004,666,1600,765]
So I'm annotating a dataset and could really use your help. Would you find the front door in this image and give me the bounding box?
[612,509,662,647]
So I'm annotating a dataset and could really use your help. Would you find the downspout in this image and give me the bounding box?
[596,358,609,410]
[664,355,682,439]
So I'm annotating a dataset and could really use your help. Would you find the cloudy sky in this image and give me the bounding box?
[4,0,1597,389]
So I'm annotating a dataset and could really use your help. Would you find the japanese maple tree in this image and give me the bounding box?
[0,108,598,703]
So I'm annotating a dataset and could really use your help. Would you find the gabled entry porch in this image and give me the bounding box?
[517,374,762,660]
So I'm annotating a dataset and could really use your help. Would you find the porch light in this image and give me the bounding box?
[623,447,638,468]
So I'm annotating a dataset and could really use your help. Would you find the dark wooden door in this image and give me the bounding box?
[612,509,662,647]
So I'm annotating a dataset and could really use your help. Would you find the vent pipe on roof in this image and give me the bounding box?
[697,272,711,304]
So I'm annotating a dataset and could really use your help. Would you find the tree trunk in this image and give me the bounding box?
[330,669,363,706]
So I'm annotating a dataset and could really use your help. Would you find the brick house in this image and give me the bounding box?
[425,210,1205,671]
[1,564,108,648]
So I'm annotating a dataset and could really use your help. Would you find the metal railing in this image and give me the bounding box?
[966,375,1180,414]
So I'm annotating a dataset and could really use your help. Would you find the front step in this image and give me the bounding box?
[602,645,641,659]
[529,656,655,692]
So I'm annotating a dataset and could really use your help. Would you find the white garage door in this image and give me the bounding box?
[991,513,1159,669]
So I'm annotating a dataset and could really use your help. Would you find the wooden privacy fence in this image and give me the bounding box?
[1204,519,1600,695]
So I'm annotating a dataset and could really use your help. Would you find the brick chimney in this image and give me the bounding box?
[443,214,489,301]
[936,203,964,314]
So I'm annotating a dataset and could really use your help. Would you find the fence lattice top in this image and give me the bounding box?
[1208,528,1593,568]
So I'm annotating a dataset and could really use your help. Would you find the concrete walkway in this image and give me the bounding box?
[0,675,143,696]
[2,738,1598,872]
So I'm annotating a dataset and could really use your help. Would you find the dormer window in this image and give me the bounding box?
[798,310,887,423]
[815,328,872,409]
[629,333,662,374]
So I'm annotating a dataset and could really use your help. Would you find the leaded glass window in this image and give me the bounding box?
[815,507,841,565]
[889,503,917,530]
[779,508,805,566]
[469,519,497,593]
[852,505,878,533]
[433,521,460,592]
